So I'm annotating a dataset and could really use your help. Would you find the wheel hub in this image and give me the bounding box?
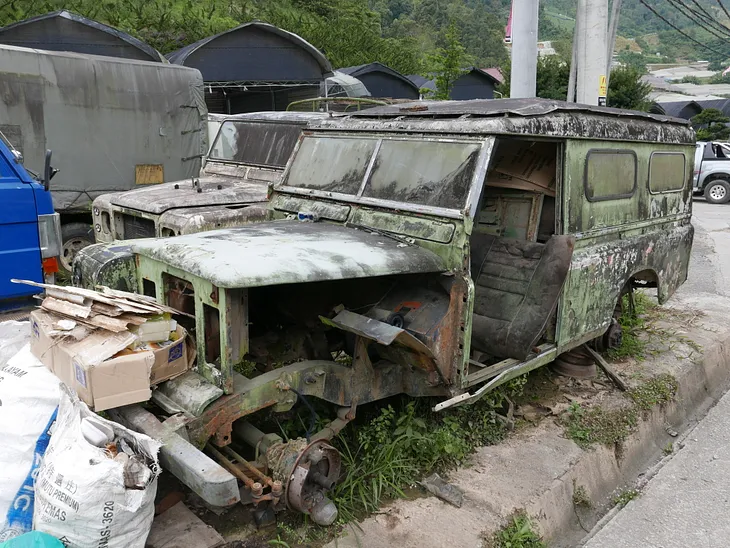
[710,184,727,200]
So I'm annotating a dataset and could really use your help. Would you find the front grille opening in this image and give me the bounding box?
[122,214,155,239]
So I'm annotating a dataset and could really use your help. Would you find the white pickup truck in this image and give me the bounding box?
[693,141,730,204]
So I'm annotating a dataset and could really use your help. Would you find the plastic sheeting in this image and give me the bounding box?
[0,45,207,212]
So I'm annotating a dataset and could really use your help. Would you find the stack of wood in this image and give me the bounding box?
[11,279,185,342]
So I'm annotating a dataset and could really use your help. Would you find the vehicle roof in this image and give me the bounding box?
[342,98,687,122]
[207,111,330,124]
[131,221,446,288]
[310,98,696,144]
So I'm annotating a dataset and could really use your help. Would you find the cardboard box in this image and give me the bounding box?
[30,310,191,411]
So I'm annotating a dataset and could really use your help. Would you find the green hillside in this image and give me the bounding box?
[1,0,729,75]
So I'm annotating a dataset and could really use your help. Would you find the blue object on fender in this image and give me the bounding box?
[0,531,64,548]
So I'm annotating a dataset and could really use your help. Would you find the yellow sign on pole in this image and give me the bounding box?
[599,75,608,97]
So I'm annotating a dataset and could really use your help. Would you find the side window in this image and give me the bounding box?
[649,152,685,193]
[584,150,637,201]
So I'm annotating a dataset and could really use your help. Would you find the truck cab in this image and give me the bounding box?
[0,131,61,311]
[92,112,327,242]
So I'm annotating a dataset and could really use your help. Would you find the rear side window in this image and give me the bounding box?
[584,150,637,201]
[649,152,686,193]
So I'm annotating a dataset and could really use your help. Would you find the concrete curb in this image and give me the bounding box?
[328,294,730,548]
[532,312,730,547]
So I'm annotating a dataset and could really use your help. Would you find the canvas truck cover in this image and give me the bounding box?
[0,44,207,212]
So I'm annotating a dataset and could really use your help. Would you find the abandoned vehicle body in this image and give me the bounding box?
[92,111,326,243]
[79,99,693,525]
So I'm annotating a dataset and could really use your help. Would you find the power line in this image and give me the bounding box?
[685,0,730,38]
[664,0,730,41]
[718,0,730,22]
[639,0,730,57]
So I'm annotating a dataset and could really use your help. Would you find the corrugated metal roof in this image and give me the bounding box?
[0,10,165,62]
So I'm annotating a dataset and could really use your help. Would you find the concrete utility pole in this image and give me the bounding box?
[567,0,584,102]
[605,0,623,89]
[575,0,608,105]
[509,0,539,99]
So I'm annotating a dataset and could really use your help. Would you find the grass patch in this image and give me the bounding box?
[331,376,527,522]
[612,488,640,507]
[607,292,656,361]
[278,376,528,524]
[562,402,638,449]
[627,374,678,411]
[485,511,546,548]
[561,372,678,450]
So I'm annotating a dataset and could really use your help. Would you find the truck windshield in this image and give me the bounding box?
[209,120,303,168]
[281,135,481,211]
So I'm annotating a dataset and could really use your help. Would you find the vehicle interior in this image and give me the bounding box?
[468,137,572,365]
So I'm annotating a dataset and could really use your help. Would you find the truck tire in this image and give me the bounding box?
[60,222,94,274]
[704,180,730,204]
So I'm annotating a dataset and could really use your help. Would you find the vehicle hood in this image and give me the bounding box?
[131,221,447,288]
[111,177,269,215]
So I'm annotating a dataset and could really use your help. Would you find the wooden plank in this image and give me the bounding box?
[584,345,629,391]
[146,502,225,548]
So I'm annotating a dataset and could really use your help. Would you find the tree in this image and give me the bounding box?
[691,109,730,141]
[429,21,469,100]
[498,56,570,100]
[607,66,652,111]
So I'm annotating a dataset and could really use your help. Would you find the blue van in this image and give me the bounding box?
[0,131,61,311]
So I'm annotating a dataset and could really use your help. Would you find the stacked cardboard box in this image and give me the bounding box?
[13,279,192,411]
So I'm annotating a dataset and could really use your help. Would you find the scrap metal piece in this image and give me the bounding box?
[155,371,224,416]
[322,309,437,372]
[108,404,240,508]
[419,473,464,508]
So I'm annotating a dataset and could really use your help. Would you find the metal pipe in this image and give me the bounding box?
[220,445,274,487]
[206,444,258,491]
[234,421,266,447]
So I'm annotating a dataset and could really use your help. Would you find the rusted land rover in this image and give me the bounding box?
[82,99,693,526]
[92,111,326,243]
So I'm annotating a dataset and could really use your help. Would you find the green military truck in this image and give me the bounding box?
[74,99,694,525]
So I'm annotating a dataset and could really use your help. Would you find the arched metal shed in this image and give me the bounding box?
[0,10,165,62]
[338,62,419,100]
[167,21,333,113]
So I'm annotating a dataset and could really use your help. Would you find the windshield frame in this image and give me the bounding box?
[207,119,306,169]
[277,131,493,220]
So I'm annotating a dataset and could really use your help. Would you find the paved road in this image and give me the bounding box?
[584,199,730,548]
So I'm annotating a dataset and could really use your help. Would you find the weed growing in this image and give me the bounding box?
[272,375,527,524]
[607,292,655,361]
[572,483,591,508]
[485,511,546,548]
[561,371,678,450]
[562,402,638,449]
[330,376,527,521]
[628,374,678,411]
[612,488,640,507]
